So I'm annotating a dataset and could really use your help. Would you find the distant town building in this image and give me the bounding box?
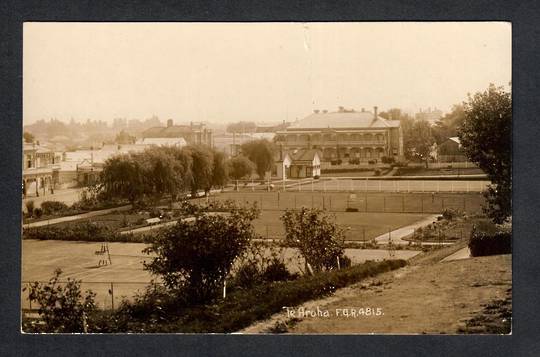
[214,132,276,157]
[275,106,404,163]
[255,121,291,133]
[415,107,443,125]
[135,137,187,147]
[22,143,59,197]
[141,119,213,147]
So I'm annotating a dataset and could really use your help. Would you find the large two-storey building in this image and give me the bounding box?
[275,107,404,162]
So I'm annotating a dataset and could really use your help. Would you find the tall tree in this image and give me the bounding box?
[187,145,214,195]
[403,120,435,166]
[114,130,136,144]
[240,139,275,179]
[211,150,229,189]
[432,104,465,144]
[100,154,147,204]
[228,155,255,180]
[23,131,35,143]
[458,84,511,223]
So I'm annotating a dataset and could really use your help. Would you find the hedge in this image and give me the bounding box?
[94,259,406,333]
[22,223,144,243]
[468,230,511,257]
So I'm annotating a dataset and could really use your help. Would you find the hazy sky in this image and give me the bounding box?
[23,22,511,125]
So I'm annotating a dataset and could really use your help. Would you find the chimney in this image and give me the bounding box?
[167,119,173,127]
[373,106,378,119]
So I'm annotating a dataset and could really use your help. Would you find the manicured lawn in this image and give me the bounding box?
[209,191,485,215]
[253,210,430,241]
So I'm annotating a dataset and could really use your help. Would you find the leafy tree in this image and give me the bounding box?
[136,147,184,202]
[281,208,346,274]
[211,150,229,189]
[24,269,96,333]
[23,131,35,143]
[240,139,275,179]
[404,119,435,167]
[228,155,255,180]
[378,108,412,121]
[100,154,147,204]
[432,104,465,144]
[143,204,260,303]
[458,84,511,223]
[226,121,257,134]
[114,130,136,144]
[186,145,214,195]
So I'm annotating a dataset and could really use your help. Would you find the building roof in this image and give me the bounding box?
[142,124,208,138]
[290,149,321,162]
[287,111,400,130]
[23,143,54,153]
[136,137,187,147]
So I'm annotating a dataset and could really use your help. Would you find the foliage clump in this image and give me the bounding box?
[281,208,347,274]
[143,204,260,304]
[23,269,96,333]
[458,84,511,223]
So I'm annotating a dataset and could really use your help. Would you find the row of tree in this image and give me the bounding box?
[98,139,276,204]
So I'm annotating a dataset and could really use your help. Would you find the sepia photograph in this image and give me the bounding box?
[21,22,512,334]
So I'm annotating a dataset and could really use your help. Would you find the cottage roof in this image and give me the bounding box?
[290,149,321,162]
[448,137,461,145]
[288,111,400,130]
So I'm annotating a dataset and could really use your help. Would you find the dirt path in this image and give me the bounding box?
[240,253,511,334]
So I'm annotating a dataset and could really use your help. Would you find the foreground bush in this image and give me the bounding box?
[41,201,69,216]
[22,269,96,333]
[282,208,346,274]
[143,205,260,304]
[469,229,511,257]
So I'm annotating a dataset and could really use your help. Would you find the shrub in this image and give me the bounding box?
[368,160,376,165]
[41,201,69,215]
[469,229,511,257]
[33,207,43,218]
[374,169,381,176]
[233,263,263,289]
[261,258,296,282]
[25,200,35,216]
[381,156,395,164]
[345,207,359,212]
[313,175,320,180]
[442,208,462,221]
[23,269,96,333]
[281,208,345,274]
[143,205,260,304]
[348,158,360,165]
